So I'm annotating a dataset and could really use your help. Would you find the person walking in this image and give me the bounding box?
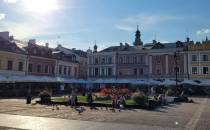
[71,89,76,108]
[26,93,32,104]
[87,92,93,108]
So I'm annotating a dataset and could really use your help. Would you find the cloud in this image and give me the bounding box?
[196,28,210,36]
[0,13,6,20]
[3,0,18,3]
[115,13,184,32]
[0,18,55,39]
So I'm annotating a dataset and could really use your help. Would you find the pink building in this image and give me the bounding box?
[148,41,185,80]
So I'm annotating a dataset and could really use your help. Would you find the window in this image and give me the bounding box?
[108,57,112,64]
[74,67,77,76]
[133,68,137,75]
[202,55,208,61]
[139,68,143,75]
[28,63,33,72]
[101,68,105,76]
[192,67,198,74]
[37,64,41,73]
[0,60,2,69]
[108,68,112,76]
[119,57,123,64]
[95,68,99,76]
[95,58,99,64]
[18,62,24,71]
[59,65,62,74]
[192,55,197,61]
[64,66,67,75]
[68,67,71,76]
[89,68,92,76]
[44,65,49,73]
[203,67,208,74]
[157,69,161,75]
[7,60,13,70]
[101,58,105,64]
[126,57,129,64]
[156,56,161,63]
[133,56,137,64]
[174,67,180,74]
[139,56,144,63]
[52,66,55,74]
[33,50,37,54]
[89,57,92,64]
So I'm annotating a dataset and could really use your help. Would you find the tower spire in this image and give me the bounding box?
[206,35,209,41]
[133,25,143,46]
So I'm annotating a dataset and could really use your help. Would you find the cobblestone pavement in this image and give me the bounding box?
[0,97,208,130]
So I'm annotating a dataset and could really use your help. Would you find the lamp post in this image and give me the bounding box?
[174,50,180,93]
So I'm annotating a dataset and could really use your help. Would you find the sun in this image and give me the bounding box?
[22,0,59,14]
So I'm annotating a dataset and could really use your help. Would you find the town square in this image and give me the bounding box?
[0,0,210,130]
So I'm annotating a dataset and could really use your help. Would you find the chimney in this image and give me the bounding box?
[153,40,157,44]
[29,39,36,44]
[45,43,49,48]
[120,42,123,47]
[125,43,129,47]
[0,31,10,41]
[57,44,62,48]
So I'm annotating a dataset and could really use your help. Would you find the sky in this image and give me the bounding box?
[0,0,210,51]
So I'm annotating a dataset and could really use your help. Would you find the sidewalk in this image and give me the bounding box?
[0,114,181,130]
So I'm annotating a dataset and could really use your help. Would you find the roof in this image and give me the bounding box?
[99,41,187,53]
[70,49,87,58]
[24,42,55,59]
[56,46,87,58]
[100,44,139,52]
[52,49,78,63]
[0,38,27,55]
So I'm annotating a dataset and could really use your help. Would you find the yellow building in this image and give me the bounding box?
[0,32,27,77]
[187,38,210,79]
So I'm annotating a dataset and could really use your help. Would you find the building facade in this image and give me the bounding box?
[53,50,79,78]
[149,41,185,80]
[56,45,88,79]
[186,38,210,79]
[88,47,117,78]
[0,32,27,77]
[88,28,187,82]
[25,40,56,76]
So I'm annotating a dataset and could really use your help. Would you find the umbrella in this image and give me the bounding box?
[199,79,210,87]
[160,79,177,86]
[0,75,8,83]
[181,79,200,86]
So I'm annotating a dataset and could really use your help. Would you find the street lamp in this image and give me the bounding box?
[174,50,180,93]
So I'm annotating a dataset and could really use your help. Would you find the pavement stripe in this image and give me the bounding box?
[185,98,207,130]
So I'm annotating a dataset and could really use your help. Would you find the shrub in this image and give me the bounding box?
[39,90,51,104]
[95,96,111,101]
[165,89,174,96]
[132,92,149,105]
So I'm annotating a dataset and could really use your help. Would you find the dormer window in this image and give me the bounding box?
[33,50,37,54]
[41,51,45,55]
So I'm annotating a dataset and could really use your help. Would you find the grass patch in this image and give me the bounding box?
[52,96,137,105]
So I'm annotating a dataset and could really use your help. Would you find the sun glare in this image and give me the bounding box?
[22,0,59,14]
